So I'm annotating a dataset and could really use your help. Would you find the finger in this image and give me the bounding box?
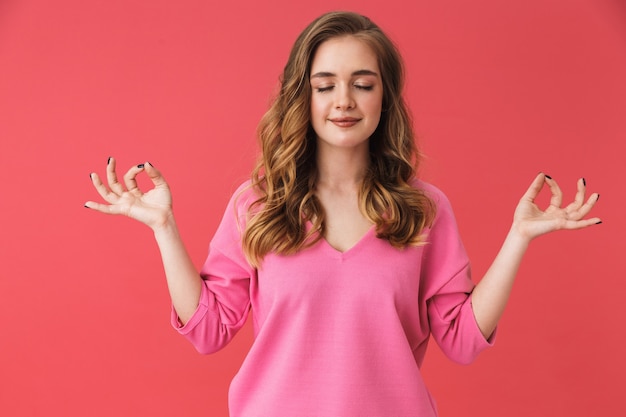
[561,192,600,223]
[573,177,586,207]
[89,172,120,204]
[84,200,125,215]
[143,162,167,187]
[544,175,563,208]
[564,177,587,214]
[561,216,602,230]
[106,157,125,195]
[573,192,600,219]
[521,173,546,202]
[123,164,146,196]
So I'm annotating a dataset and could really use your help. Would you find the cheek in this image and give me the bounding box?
[309,99,323,136]
[310,97,326,120]
[369,94,383,129]
[373,92,384,113]
[366,95,383,123]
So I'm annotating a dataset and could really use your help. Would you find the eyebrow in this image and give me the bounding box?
[310,69,379,79]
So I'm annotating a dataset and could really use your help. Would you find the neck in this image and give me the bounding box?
[315,142,369,189]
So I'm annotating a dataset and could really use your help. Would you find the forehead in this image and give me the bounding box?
[310,35,379,74]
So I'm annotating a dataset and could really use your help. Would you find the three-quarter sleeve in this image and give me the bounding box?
[420,184,495,365]
[171,182,256,354]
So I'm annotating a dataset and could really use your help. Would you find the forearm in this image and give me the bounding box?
[471,226,530,339]
[153,215,203,325]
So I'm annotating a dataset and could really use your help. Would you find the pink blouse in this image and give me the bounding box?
[172,180,494,417]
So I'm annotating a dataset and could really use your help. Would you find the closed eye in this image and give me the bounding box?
[316,86,334,93]
[314,84,373,93]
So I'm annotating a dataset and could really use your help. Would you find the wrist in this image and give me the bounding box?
[152,211,178,238]
[507,222,533,247]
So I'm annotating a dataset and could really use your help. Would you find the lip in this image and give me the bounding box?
[329,117,361,127]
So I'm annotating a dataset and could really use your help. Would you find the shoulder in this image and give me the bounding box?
[226,179,269,225]
[215,180,258,229]
[230,179,257,210]
[408,178,460,234]
[409,178,452,211]
[210,180,259,246]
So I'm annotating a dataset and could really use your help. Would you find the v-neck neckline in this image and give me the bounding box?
[311,223,377,260]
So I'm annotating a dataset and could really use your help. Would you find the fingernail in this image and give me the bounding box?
[596,220,602,225]
[146,161,152,167]
[89,172,92,179]
[84,204,90,209]
[596,194,600,201]
[137,164,145,169]
[107,157,112,165]
[582,177,586,186]
[544,174,552,180]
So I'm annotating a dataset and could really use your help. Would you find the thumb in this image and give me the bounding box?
[144,162,168,187]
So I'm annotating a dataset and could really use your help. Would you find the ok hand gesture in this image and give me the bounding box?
[84,157,173,230]
[512,173,601,241]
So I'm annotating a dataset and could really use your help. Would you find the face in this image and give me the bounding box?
[309,36,383,153]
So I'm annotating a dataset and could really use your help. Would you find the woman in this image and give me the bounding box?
[85,11,600,417]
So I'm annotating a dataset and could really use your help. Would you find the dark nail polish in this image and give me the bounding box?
[84,204,90,208]
[146,161,152,167]
[107,157,112,165]
[89,172,92,179]
[582,177,586,186]
[545,174,552,180]
[137,164,145,169]
[596,221,602,225]
[596,194,600,201]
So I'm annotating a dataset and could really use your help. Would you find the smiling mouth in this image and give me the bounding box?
[329,117,361,127]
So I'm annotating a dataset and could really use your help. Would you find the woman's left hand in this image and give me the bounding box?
[512,173,601,241]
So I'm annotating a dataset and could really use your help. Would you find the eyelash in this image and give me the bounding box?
[315,85,374,93]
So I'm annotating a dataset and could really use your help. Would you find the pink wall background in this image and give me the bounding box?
[1,0,624,416]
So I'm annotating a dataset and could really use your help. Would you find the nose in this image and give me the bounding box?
[334,85,355,110]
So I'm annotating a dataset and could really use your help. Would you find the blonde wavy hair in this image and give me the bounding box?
[243,11,435,267]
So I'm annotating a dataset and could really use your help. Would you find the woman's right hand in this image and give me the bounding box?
[85,157,174,230]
